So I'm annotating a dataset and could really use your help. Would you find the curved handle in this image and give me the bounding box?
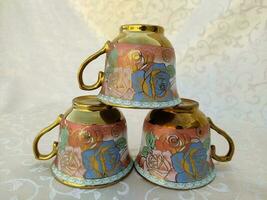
[33,114,63,160]
[208,117,235,162]
[78,41,110,90]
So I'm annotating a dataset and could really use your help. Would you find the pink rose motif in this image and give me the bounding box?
[57,146,85,178]
[105,67,133,99]
[143,150,176,181]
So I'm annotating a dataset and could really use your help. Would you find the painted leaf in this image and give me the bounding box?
[59,127,68,151]
[141,146,151,157]
[146,132,156,149]
[108,48,118,67]
[105,48,118,76]
[203,137,210,150]
[105,65,114,77]
[115,137,127,150]
[166,65,175,78]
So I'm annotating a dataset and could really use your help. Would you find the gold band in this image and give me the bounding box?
[120,24,164,33]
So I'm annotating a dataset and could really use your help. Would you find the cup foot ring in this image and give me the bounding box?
[97,94,181,109]
[51,161,134,189]
[134,162,216,190]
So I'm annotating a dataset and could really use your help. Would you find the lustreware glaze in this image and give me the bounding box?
[78,24,181,108]
[33,95,133,188]
[134,98,234,189]
[33,24,235,190]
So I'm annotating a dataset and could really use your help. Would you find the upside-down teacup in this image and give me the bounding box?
[78,24,181,108]
[135,98,234,189]
[33,95,133,188]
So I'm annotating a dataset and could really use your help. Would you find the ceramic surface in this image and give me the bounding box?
[52,118,132,187]
[98,42,180,108]
[135,120,215,189]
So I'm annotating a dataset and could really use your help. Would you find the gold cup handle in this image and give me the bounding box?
[77,41,111,90]
[33,114,63,160]
[208,117,235,162]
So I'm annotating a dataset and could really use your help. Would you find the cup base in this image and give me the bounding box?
[134,162,216,190]
[98,94,181,109]
[51,160,133,189]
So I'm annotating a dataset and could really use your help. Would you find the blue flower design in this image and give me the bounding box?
[82,140,122,179]
[171,141,209,183]
[131,63,172,101]
[148,63,170,98]
[131,70,146,101]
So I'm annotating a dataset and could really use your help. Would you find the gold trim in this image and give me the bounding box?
[208,118,235,162]
[120,24,164,33]
[166,98,199,113]
[146,98,209,129]
[33,115,63,160]
[72,95,110,111]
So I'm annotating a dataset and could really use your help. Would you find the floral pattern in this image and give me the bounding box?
[0,0,265,198]
[171,141,209,183]
[100,43,179,103]
[55,119,131,181]
[142,150,176,181]
[82,140,123,179]
[58,127,69,152]
[132,63,173,101]
[136,121,213,184]
[57,146,85,178]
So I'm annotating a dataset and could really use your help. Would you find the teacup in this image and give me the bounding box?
[33,95,133,188]
[78,24,181,108]
[135,98,234,189]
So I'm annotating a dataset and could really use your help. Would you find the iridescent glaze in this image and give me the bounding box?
[33,96,133,188]
[99,42,179,107]
[135,98,234,189]
[54,119,132,184]
[78,24,181,108]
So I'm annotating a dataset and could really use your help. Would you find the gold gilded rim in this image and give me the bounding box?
[178,98,199,109]
[171,98,199,111]
[162,98,199,115]
[120,24,164,33]
[73,95,111,111]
